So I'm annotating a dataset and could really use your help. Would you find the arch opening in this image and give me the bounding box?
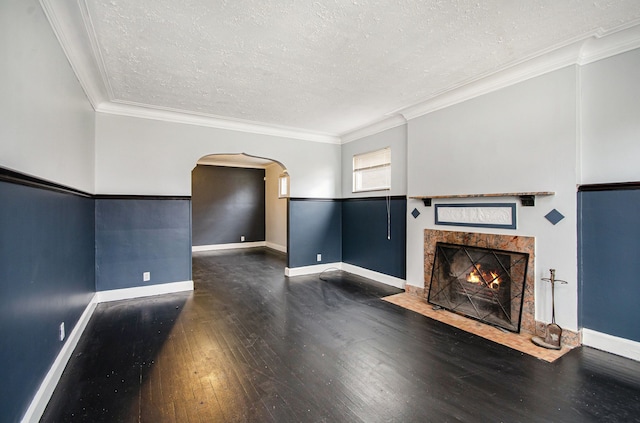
[190,153,289,269]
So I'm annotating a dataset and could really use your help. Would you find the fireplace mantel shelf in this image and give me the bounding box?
[410,192,555,207]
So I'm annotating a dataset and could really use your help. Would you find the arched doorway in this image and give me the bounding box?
[190,153,288,262]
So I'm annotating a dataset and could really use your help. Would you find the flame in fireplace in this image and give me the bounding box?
[467,265,502,290]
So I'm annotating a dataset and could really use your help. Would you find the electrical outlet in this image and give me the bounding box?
[317,254,322,262]
[241,235,245,242]
[59,322,65,341]
[143,271,151,282]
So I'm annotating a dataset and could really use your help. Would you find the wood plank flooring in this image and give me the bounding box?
[42,248,640,422]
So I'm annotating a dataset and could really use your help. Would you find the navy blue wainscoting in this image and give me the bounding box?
[95,198,192,291]
[0,180,95,422]
[191,165,265,246]
[579,186,640,342]
[342,197,406,279]
[288,199,342,268]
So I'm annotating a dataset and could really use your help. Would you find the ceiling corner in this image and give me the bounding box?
[40,0,111,109]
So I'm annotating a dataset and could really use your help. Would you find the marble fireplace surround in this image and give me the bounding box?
[405,229,581,348]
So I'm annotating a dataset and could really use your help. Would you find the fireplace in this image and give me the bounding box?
[428,242,529,333]
[416,229,580,347]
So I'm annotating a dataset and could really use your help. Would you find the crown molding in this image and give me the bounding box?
[96,101,341,143]
[577,22,640,65]
[340,22,640,142]
[340,115,407,144]
[398,22,640,122]
[39,0,109,109]
[40,0,341,144]
[76,0,116,99]
[40,1,640,144]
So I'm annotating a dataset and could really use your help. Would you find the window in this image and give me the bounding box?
[278,171,289,198]
[353,147,391,192]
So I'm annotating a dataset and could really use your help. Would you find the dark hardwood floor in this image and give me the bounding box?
[42,248,640,422]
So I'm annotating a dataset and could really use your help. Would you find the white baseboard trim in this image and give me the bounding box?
[192,241,266,252]
[265,242,287,253]
[21,296,98,423]
[94,280,194,303]
[285,262,406,290]
[22,280,195,422]
[582,328,640,362]
[341,263,406,289]
[285,262,342,277]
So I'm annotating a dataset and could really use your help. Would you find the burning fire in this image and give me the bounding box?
[467,265,502,290]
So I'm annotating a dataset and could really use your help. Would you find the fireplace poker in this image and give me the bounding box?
[532,269,567,350]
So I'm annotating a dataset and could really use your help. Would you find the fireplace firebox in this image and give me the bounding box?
[427,242,529,332]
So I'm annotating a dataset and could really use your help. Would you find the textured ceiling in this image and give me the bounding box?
[48,0,640,138]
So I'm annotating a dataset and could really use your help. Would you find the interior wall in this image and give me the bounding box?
[342,197,406,279]
[0,1,96,421]
[95,198,192,291]
[95,113,341,198]
[265,164,287,252]
[339,125,408,279]
[191,165,266,246]
[406,66,579,331]
[579,188,640,342]
[580,48,640,185]
[0,0,95,193]
[94,114,341,282]
[0,180,95,423]
[288,199,342,268]
[341,124,408,198]
[577,47,640,343]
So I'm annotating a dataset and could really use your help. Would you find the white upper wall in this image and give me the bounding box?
[341,124,407,198]
[0,0,94,192]
[407,67,578,197]
[580,48,640,185]
[94,113,341,197]
[406,66,579,330]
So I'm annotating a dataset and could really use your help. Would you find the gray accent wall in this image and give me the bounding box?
[95,198,192,291]
[287,197,407,279]
[579,187,640,342]
[342,197,406,279]
[191,165,266,246]
[0,180,95,422]
[288,199,342,268]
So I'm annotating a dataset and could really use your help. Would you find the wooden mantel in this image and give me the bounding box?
[409,191,555,206]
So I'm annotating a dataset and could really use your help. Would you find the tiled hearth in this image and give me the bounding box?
[383,293,571,362]
[401,229,580,351]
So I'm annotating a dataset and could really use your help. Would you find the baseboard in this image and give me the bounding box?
[285,262,406,290]
[285,263,342,277]
[21,280,195,421]
[341,263,406,289]
[94,280,194,303]
[265,241,287,253]
[582,328,640,361]
[192,241,266,252]
[21,296,98,423]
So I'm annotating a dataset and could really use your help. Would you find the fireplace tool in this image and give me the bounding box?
[532,269,567,350]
